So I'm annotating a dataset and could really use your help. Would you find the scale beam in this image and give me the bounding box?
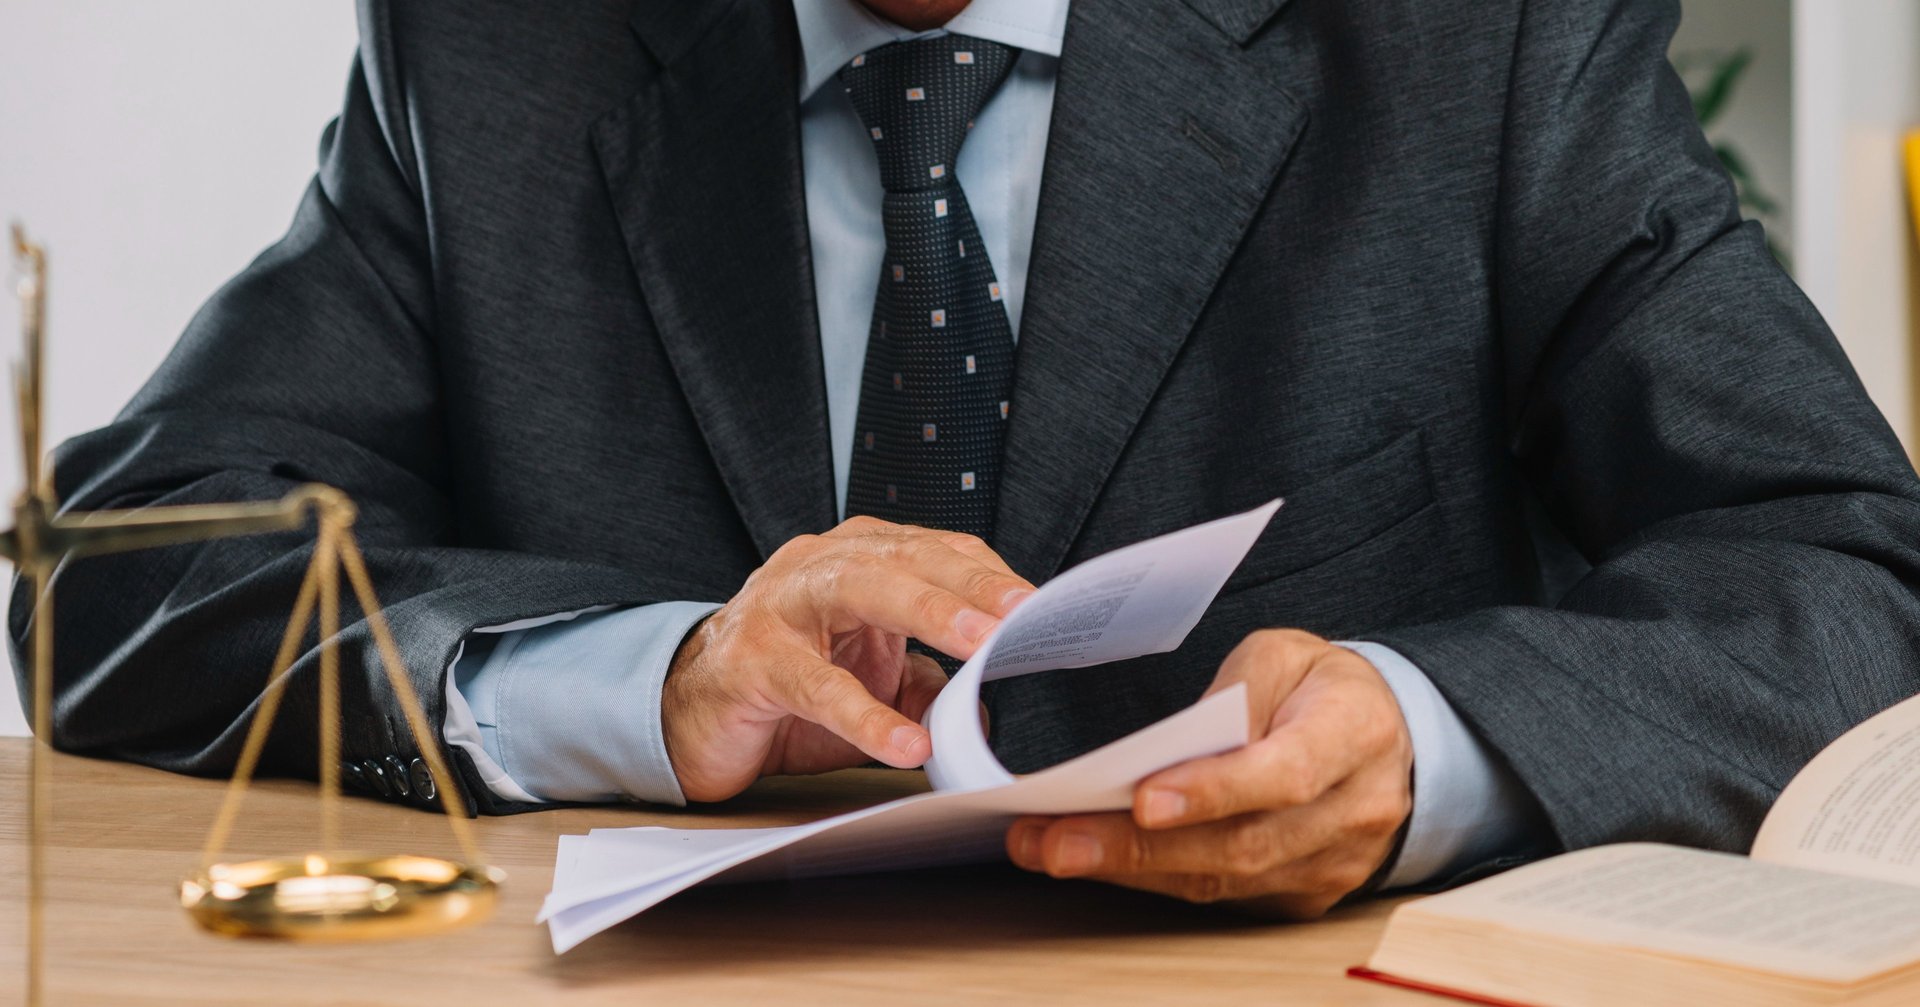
[9,224,499,1006]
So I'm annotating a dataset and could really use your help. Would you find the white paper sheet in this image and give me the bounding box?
[923,498,1282,791]
[541,500,1282,953]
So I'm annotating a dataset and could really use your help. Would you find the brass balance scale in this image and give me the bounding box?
[10,224,504,1004]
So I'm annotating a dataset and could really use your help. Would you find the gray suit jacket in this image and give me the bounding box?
[16,0,1920,868]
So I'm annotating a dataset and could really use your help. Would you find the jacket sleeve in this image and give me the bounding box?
[1371,0,1920,856]
[7,6,672,815]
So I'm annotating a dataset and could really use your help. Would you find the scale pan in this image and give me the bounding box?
[180,853,504,941]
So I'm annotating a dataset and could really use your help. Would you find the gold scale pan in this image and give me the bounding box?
[10,224,501,1003]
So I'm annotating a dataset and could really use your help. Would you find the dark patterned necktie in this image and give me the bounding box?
[839,35,1018,542]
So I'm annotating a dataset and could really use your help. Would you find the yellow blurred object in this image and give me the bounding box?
[1908,129,1920,247]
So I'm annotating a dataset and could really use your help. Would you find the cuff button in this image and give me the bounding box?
[408,758,436,802]
[361,758,393,798]
[383,754,411,798]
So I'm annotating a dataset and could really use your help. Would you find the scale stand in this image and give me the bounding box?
[9,224,503,1005]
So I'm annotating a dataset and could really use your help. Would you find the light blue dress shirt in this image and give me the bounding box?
[443,0,1537,889]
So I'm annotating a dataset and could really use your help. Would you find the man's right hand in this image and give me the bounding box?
[661,516,1034,802]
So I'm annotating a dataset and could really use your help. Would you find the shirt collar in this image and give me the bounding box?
[792,0,1070,101]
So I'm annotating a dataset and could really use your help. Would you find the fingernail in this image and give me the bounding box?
[999,587,1035,613]
[954,608,997,643]
[1141,788,1187,826]
[1053,833,1102,876]
[890,725,929,761]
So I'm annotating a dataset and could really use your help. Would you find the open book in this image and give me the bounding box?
[539,501,1283,952]
[1358,685,1920,1007]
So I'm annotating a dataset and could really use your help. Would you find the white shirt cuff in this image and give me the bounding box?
[1337,640,1540,888]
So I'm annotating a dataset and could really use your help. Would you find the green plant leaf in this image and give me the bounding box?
[1714,144,1781,217]
[1693,48,1751,129]
[1741,190,1779,216]
[1716,143,1752,182]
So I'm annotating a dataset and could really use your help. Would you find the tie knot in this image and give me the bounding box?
[838,34,1017,192]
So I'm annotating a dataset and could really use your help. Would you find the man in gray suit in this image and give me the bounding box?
[18,0,1920,917]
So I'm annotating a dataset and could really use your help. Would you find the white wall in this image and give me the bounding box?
[0,2,361,736]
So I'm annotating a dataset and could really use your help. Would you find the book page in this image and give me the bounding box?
[1398,843,1920,984]
[1751,691,1920,886]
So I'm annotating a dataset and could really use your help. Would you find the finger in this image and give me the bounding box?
[1081,869,1257,905]
[808,547,1029,657]
[885,534,1034,617]
[825,521,1035,616]
[827,519,1021,582]
[1137,653,1385,829]
[893,651,948,724]
[759,649,931,767]
[933,531,1033,606]
[1133,713,1361,828]
[1082,871,1331,916]
[1006,815,1058,868]
[1087,844,1383,917]
[1009,807,1345,880]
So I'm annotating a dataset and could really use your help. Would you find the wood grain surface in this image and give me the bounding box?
[0,739,1423,1005]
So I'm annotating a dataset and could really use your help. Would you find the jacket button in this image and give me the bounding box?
[361,758,393,798]
[384,755,411,797]
[408,758,436,802]
[342,761,367,793]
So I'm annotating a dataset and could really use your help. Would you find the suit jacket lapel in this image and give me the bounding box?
[595,1,839,560]
[993,0,1309,582]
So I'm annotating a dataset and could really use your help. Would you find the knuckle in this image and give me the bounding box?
[1178,874,1232,904]
[946,531,989,554]
[1324,860,1377,898]
[1269,771,1316,808]
[850,700,898,741]
[904,535,951,567]
[1223,822,1280,875]
[962,566,1008,601]
[795,660,843,696]
[823,551,876,587]
[911,586,957,623]
[838,515,887,535]
[1357,791,1412,836]
[725,622,779,661]
[1246,629,1331,670]
[1244,628,1292,658]
[1272,627,1328,651]
[1176,778,1220,819]
[872,534,913,565]
[1250,627,1303,652]
[769,533,822,567]
[1356,711,1396,752]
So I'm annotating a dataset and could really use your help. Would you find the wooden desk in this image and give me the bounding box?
[2,739,1422,1006]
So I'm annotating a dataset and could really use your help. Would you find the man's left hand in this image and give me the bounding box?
[1006,629,1413,917]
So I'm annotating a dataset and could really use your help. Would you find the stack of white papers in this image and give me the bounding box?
[539,500,1283,953]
